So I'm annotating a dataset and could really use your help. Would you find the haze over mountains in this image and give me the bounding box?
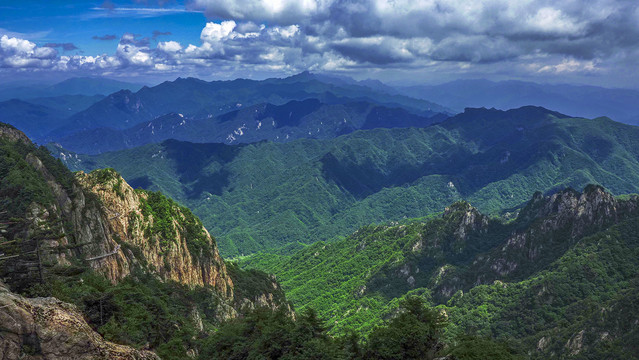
[0,77,143,141]
[3,71,639,359]
[400,79,639,125]
[3,73,639,154]
[5,0,639,357]
[56,105,639,258]
[0,77,143,101]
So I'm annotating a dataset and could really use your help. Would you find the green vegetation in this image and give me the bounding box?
[34,268,223,360]
[200,296,521,360]
[0,127,77,292]
[0,139,67,217]
[240,188,639,358]
[63,107,639,257]
[4,115,639,358]
[137,189,212,257]
[87,168,125,198]
[0,125,291,359]
[24,251,289,360]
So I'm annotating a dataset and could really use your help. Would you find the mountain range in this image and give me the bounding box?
[42,72,449,143]
[400,79,639,125]
[55,106,639,257]
[52,98,446,155]
[0,77,143,141]
[3,72,639,359]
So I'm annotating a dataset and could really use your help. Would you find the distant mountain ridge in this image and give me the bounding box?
[53,98,447,154]
[42,73,450,142]
[400,79,639,125]
[0,95,105,139]
[0,77,142,140]
[0,76,143,101]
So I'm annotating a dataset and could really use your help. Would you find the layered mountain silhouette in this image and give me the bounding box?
[54,106,639,257]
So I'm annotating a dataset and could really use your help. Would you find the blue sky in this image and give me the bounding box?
[0,1,205,56]
[1,0,639,87]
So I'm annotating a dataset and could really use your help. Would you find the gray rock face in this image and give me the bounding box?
[0,282,159,360]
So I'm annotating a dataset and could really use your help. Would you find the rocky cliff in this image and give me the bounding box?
[434,185,639,296]
[0,123,290,358]
[374,185,639,302]
[74,168,233,296]
[0,281,159,360]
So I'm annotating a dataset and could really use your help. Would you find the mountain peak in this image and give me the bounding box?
[0,122,31,144]
[283,71,317,82]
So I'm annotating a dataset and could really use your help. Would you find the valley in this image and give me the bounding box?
[4,2,639,358]
[2,73,639,360]
[56,105,639,258]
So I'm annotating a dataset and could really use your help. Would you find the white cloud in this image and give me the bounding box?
[201,21,237,43]
[1,35,36,54]
[117,43,153,66]
[536,58,599,73]
[1,1,638,84]
[0,35,57,68]
[191,0,328,24]
[525,7,585,36]
[157,40,182,53]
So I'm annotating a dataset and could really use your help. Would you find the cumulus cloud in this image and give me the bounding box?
[191,0,328,24]
[157,40,182,53]
[2,0,639,83]
[189,0,639,71]
[0,35,57,68]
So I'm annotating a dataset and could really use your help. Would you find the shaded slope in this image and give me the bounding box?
[56,106,639,256]
[54,99,443,154]
[46,73,449,140]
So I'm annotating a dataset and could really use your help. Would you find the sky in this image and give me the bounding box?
[1,0,638,87]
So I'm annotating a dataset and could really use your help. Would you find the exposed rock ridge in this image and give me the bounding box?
[0,123,31,144]
[12,165,233,299]
[0,281,159,360]
[436,186,639,297]
[74,169,233,297]
[1,124,288,320]
[0,123,291,358]
[497,185,637,266]
[443,201,490,244]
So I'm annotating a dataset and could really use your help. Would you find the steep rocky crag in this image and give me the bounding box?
[0,123,291,357]
[0,281,159,360]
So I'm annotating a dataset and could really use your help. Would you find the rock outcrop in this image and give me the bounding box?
[0,281,159,360]
[433,186,639,298]
[0,123,290,345]
[1,134,233,300]
[73,169,233,297]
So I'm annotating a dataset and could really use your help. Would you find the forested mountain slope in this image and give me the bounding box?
[57,106,639,256]
[241,186,639,359]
